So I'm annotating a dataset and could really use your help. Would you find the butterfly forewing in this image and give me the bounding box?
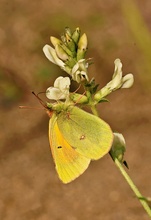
[49,113,90,183]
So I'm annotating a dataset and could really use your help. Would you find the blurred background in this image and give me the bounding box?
[0,0,151,219]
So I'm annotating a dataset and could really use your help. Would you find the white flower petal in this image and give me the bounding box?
[106,59,123,90]
[72,62,79,74]
[81,70,89,81]
[113,132,126,146]
[72,70,80,82]
[71,59,89,83]
[113,59,122,78]
[110,73,122,89]
[54,76,64,88]
[43,45,56,64]
[113,59,122,84]
[78,59,85,63]
[75,72,81,83]
[59,77,71,91]
[54,76,70,91]
[43,44,65,68]
[106,77,121,91]
[111,132,126,162]
[121,73,134,88]
[46,76,71,100]
[46,87,62,100]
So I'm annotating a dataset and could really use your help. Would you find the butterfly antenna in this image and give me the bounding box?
[74,91,86,106]
[32,91,47,108]
[19,106,44,110]
[73,84,81,93]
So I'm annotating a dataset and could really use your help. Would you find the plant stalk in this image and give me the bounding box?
[114,158,151,217]
[91,105,151,217]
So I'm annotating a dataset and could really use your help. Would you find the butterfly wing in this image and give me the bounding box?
[57,107,113,160]
[49,114,90,184]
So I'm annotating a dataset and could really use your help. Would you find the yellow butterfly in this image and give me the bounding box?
[48,105,113,184]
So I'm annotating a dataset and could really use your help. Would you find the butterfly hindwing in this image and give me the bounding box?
[57,106,113,160]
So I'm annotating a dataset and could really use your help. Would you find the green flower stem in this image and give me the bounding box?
[91,105,151,218]
[114,158,151,217]
[91,105,99,117]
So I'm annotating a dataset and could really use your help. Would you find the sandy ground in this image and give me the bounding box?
[0,0,151,219]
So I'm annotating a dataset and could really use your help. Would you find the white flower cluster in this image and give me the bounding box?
[43,28,89,83]
[43,28,134,102]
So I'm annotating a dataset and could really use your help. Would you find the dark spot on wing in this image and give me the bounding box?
[57,146,62,149]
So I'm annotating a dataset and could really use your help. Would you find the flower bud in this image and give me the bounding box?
[55,44,69,61]
[60,34,66,43]
[60,43,74,57]
[69,93,88,104]
[77,33,88,60]
[65,57,77,69]
[65,34,76,52]
[78,33,88,50]
[110,133,126,162]
[65,27,72,36]
[50,36,62,47]
[72,27,81,44]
